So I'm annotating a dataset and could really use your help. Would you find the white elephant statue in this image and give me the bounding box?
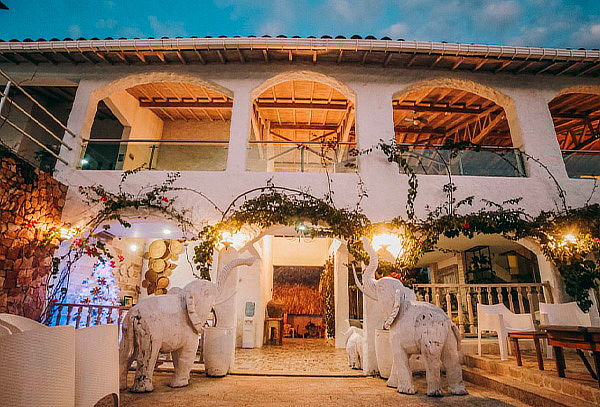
[352,237,416,382]
[383,288,468,397]
[344,326,364,369]
[119,256,255,392]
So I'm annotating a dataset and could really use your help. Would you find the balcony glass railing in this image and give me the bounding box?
[79,139,229,171]
[561,150,600,179]
[398,144,526,177]
[246,140,357,173]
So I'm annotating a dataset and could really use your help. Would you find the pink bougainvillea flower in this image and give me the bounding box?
[118,255,124,262]
[161,196,169,203]
[462,223,471,230]
[100,195,108,202]
[109,260,116,268]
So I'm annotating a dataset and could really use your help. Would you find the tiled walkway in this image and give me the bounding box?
[115,373,531,407]
[233,338,362,376]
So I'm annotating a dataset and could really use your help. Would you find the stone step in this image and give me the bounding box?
[463,365,597,407]
[463,355,600,405]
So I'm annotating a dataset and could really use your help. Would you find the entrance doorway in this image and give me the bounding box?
[266,236,331,345]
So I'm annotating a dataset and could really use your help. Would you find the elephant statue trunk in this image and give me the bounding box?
[352,237,379,301]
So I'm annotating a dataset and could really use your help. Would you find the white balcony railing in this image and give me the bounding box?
[413,282,554,335]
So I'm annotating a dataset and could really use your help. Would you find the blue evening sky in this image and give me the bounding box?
[0,1,599,48]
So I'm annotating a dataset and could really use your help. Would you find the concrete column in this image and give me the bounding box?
[226,83,253,173]
[354,83,406,221]
[334,245,349,348]
[54,80,97,178]
[354,83,396,374]
[508,90,569,181]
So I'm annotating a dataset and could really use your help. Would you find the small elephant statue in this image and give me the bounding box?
[383,288,468,397]
[119,256,255,392]
[344,326,364,369]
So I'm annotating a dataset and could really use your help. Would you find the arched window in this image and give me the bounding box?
[247,80,356,173]
[392,87,523,177]
[548,92,600,179]
[81,82,232,171]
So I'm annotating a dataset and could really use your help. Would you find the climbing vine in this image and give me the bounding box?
[34,168,196,322]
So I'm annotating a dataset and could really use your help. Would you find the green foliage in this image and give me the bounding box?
[192,187,370,278]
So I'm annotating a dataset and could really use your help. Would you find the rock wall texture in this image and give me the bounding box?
[0,155,67,320]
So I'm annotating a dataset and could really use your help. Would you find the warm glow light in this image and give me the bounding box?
[60,227,77,239]
[372,233,404,257]
[129,244,139,252]
[296,223,307,231]
[218,231,248,250]
[162,229,172,235]
[80,158,89,165]
[563,233,577,244]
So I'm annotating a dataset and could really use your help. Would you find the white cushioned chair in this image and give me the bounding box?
[0,312,47,332]
[0,314,119,407]
[477,303,536,360]
[539,302,600,327]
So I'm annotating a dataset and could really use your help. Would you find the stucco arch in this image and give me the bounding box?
[392,77,513,109]
[79,71,233,144]
[90,71,233,103]
[251,70,356,102]
[553,85,600,100]
[517,237,567,303]
[391,77,523,148]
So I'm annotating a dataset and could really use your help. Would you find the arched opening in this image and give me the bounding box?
[414,234,547,335]
[80,81,233,171]
[392,86,524,177]
[247,79,357,173]
[548,91,600,179]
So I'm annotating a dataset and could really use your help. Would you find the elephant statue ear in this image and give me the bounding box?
[383,288,405,330]
[185,289,205,334]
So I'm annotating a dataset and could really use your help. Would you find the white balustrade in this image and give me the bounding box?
[412,282,553,334]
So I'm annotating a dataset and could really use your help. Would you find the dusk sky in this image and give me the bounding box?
[0,0,599,49]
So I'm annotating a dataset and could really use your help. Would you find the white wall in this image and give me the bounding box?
[13,62,599,360]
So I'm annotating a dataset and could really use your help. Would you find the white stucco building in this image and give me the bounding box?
[1,36,600,374]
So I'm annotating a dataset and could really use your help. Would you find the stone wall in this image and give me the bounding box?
[0,155,67,320]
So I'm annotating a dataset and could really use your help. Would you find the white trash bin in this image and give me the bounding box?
[203,327,234,377]
[375,329,393,379]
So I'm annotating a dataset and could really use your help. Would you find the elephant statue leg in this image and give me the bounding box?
[169,336,199,388]
[392,347,415,394]
[421,337,444,397]
[119,315,135,390]
[442,331,468,396]
[386,360,398,388]
[131,320,161,393]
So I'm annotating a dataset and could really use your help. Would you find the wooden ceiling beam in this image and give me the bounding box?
[256,101,348,111]
[139,100,233,109]
[394,126,446,135]
[556,61,585,76]
[270,123,339,131]
[176,51,187,64]
[576,63,600,77]
[393,104,485,114]
[135,52,146,64]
